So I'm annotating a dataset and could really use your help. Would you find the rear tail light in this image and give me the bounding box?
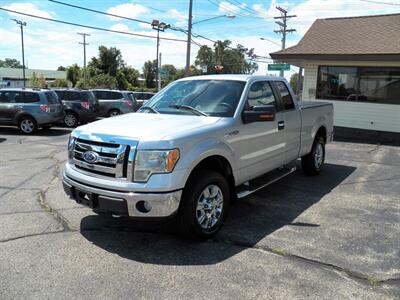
[40,104,50,112]
[81,101,90,109]
[123,100,133,107]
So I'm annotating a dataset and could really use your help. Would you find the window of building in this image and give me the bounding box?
[317,66,400,105]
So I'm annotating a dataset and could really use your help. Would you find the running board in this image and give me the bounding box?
[236,163,297,199]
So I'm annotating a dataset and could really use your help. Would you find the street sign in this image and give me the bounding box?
[268,63,290,71]
[159,68,168,78]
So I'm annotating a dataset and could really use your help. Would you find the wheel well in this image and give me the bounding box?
[316,126,327,143]
[190,155,236,201]
[17,113,36,124]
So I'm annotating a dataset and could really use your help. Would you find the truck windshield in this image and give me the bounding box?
[142,80,245,117]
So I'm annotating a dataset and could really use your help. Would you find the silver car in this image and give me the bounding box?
[0,88,64,134]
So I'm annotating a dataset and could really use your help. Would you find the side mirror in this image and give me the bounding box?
[242,105,276,124]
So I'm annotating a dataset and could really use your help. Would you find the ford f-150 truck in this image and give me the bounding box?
[63,75,333,239]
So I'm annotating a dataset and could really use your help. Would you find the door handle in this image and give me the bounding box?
[278,121,285,130]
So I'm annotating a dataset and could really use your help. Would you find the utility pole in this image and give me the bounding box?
[274,6,296,77]
[77,32,90,85]
[11,19,27,87]
[185,0,193,77]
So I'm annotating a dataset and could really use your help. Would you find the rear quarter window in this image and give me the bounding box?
[44,91,60,104]
[275,81,295,110]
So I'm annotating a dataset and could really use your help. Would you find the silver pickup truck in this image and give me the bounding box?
[63,75,333,239]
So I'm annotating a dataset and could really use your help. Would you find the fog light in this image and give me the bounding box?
[136,201,152,213]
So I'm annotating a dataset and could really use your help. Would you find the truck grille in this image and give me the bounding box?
[72,138,135,180]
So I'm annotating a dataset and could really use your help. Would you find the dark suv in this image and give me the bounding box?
[0,88,64,134]
[91,89,135,117]
[54,89,99,127]
[130,92,155,110]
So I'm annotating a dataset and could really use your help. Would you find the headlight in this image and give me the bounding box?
[68,135,76,162]
[134,149,180,182]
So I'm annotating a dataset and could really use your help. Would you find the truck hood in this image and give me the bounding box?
[74,113,222,141]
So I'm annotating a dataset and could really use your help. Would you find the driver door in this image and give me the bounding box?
[237,81,286,182]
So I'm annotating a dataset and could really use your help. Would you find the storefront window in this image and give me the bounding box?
[317,66,400,105]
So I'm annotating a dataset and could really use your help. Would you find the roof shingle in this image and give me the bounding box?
[270,13,400,57]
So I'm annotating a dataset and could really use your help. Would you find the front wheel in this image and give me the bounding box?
[108,109,121,117]
[175,169,230,240]
[302,136,325,176]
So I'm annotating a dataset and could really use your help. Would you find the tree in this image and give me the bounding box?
[195,40,258,74]
[0,58,23,68]
[57,66,67,71]
[66,64,81,87]
[86,74,118,89]
[89,46,124,77]
[143,60,157,88]
[51,78,69,87]
[116,66,140,90]
[38,74,47,88]
[289,73,303,94]
[29,72,38,87]
[160,64,177,85]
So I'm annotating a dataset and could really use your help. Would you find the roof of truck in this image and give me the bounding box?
[177,74,286,82]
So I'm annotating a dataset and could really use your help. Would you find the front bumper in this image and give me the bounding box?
[63,172,182,218]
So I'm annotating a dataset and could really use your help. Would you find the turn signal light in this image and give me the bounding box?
[123,100,133,107]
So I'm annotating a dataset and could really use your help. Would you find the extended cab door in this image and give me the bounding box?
[238,80,286,182]
[273,81,302,163]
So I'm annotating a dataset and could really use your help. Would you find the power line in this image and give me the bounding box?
[48,0,151,24]
[206,0,268,19]
[358,0,400,5]
[0,7,189,43]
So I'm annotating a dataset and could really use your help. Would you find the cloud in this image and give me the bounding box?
[167,9,187,20]
[109,23,130,32]
[3,2,54,19]
[218,1,241,15]
[106,3,149,21]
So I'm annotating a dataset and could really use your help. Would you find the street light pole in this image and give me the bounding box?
[11,19,27,87]
[152,20,170,91]
[185,0,193,77]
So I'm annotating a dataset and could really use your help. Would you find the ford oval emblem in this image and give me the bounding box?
[83,151,98,164]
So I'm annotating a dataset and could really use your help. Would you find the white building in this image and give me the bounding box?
[0,67,66,88]
[271,13,400,136]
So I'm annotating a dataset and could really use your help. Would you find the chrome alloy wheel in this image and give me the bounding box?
[20,119,35,133]
[314,143,324,169]
[196,184,224,230]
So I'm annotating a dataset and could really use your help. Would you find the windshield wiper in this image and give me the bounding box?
[168,104,208,116]
[139,106,159,114]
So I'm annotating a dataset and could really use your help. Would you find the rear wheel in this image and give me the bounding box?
[108,109,121,117]
[64,112,79,127]
[175,169,230,240]
[302,136,325,176]
[18,116,37,134]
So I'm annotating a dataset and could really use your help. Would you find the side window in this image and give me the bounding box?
[54,90,64,100]
[22,92,40,103]
[110,92,123,99]
[68,91,81,101]
[275,81,295,110]
[45,91,59,104]
[246,81,277,109]
[1,91,22,103]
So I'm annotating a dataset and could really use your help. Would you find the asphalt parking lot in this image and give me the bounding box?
[0,126,399,299]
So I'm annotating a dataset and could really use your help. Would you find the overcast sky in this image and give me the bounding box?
[1,0,399,78]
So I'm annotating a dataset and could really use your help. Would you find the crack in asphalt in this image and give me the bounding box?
[214,237,400,286]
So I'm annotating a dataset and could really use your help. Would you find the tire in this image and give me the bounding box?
[175,169,230,240]
[18,116,37,134]
[64,112,79,127]
[301,136,325,176]
[108,109,121,117]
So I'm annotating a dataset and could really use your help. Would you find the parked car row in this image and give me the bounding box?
[0,88,155,133]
